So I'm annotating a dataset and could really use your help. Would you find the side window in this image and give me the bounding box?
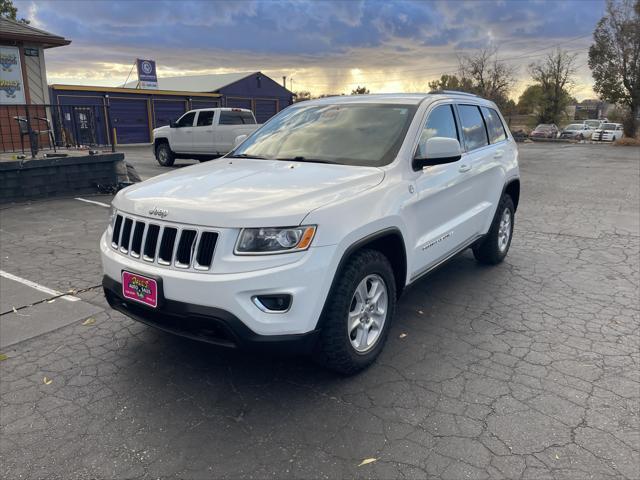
[419,105,459,149]
[481,107,507,143]
[458,105,489,151]
[196,110,214,127]
[176,112,195,127]
[241,112,256,124]
[219,112,244,125]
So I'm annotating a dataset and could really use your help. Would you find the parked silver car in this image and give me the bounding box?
[560,123,594,140]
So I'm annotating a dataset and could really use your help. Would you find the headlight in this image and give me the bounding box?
[235,225,316,255]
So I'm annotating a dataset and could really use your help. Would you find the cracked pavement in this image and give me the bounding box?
[0,143,638,479]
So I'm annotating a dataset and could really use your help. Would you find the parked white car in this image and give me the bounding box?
[559,123,594,140]
[102,92,520,374]
[591,123,624,142]
[152,108,261,166]
[583,118,608,130]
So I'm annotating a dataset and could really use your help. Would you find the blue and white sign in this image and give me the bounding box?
[0,46,26,104]
[136,58,158,89]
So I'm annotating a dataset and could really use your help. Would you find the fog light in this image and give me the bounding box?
[252,294,292,313]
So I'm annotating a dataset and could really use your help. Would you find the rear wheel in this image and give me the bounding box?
[473,194,515,265]
[155,142,175,167]
[314,249,396,375]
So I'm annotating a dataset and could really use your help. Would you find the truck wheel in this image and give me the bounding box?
[473,194,515,265]
[314,249,396,375]
[155,143,175,167]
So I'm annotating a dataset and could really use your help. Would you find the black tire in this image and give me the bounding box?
[473,194,515,265]
[155,142,175,167]
[314,249,396,375]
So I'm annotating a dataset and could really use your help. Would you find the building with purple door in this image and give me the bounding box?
[49,71,293,145]
[129,72,294,124]
[48,85,221,145]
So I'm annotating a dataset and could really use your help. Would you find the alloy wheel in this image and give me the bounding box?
[497,207,512,253]
[348,274,388,353]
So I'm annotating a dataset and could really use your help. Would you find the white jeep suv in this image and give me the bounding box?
[101,91,520,374]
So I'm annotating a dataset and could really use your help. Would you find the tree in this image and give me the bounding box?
[0,0,30,23]
[427,74,474,93]
[458,48,517,108]
[517,85,544,114]
[293,90,312,103]
[528,49,578,124]
[351,86,370,95]
[589,0,640,137]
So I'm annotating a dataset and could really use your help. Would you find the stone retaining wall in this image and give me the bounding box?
[0,153,125,203]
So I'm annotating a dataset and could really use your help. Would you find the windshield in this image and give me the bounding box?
[584,120,601,128]
[600,123,616,130]
[229,103,417,167]
[535,124,554,131]
[565,124,582,130]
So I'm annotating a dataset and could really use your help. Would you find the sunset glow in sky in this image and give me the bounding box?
[19,0,607,100]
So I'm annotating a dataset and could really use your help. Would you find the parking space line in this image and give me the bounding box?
[0,270,80,302]
[75,198,110,208]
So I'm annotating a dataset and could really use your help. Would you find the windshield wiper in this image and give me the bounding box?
[226,153,269,159]
[276,156,340,165]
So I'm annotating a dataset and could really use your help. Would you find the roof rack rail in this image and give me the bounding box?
[428,90,480,97]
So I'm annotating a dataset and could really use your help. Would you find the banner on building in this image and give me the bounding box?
[0,46,26,104]
[136,58,158,89]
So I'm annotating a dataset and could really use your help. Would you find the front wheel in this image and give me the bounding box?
[314,249,396,375]
[473,194,515,265]
[155,142,175,167]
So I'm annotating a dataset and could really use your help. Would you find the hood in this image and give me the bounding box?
[153,125,170,137]
[114,158,385,228]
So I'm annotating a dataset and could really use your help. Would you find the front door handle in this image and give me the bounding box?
[458,164,471,173]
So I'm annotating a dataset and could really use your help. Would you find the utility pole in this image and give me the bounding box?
[290,78,294,92]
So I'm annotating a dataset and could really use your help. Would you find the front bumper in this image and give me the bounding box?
[103,276,319,353]
[100,231,338,338]
[592,132,616,141]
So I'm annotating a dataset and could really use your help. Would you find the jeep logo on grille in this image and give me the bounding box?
[148,207,168,218]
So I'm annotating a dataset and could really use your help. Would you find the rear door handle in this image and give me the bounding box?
[458,164,471,173]
[494,150,504,159]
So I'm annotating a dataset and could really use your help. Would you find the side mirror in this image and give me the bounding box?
[413,137,462,170]
[233,134,248,147]
[170,121,177,128]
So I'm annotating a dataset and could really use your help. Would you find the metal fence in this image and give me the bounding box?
[0,104,115,157]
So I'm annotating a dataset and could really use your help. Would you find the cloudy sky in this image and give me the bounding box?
[18,0,606,100]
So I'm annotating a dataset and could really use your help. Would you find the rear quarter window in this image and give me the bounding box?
[481,107,507,143]
[220,111,256,125]
[458,105,489,151]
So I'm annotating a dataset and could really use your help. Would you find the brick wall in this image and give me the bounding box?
[0,104,48,153]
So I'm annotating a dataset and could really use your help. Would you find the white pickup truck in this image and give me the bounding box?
[152,108,261,166]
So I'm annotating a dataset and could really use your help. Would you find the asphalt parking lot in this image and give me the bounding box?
[1,143,638,479]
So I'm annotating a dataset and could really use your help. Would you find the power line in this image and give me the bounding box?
[286,32,593,75]
[294,46,590,88]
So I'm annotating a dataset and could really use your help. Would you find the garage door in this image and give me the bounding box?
[110,98,149,144]
[255,99,278,123]
[153,100,185,128]
[191,99,220,110]
[226,97,252,110]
